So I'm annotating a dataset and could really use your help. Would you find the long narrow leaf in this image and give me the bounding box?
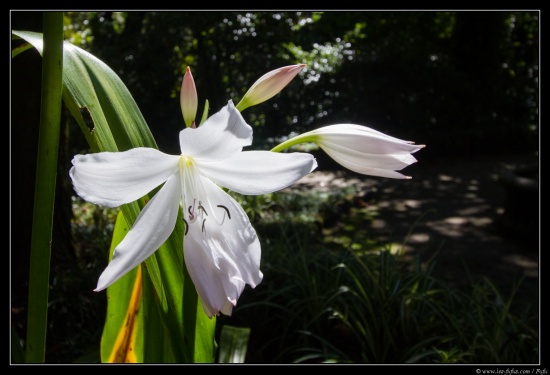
[23,13,64,363]
[12,30,216,363]
[100,211,145,363]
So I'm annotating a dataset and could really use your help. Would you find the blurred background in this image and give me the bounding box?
[11,11,539,364]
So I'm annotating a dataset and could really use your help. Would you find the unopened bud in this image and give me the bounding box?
[181,66,198,128]
[236,64,305,112]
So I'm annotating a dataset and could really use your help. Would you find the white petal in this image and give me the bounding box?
[182,170,262,317]
[70,148,180,207]
[311,124,423,153]
[316,124,423,155]
[95,173,182,291]
[321,140,418,170]
[179,101,252,161]
[197,151,317,195]
[321,145,415,179]
[184,234,241,318]
[306,124,424,179]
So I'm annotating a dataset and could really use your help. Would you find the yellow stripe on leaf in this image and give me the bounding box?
[107,266,142,363]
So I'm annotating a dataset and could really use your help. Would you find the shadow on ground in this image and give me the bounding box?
[287,152,540,306]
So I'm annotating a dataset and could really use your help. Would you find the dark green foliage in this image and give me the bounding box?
[66,11,539,158]
[219,227,538,364]
[217,189,538,364]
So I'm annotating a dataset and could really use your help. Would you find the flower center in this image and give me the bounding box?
[179,155,232,237]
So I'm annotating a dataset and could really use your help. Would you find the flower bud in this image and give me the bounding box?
[181,66,198,128]
[236,64,305,112]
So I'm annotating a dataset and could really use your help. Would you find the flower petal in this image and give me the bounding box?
[95,173,182,291]
[179,101,252,161]
[320,143,417,179]
[306,124,424,179]
[184,235,241,318]
[197,151,317,195]
[315,124,423,155]
[182,171,263,317]
[321,139,418,169]
[70,148,180,207]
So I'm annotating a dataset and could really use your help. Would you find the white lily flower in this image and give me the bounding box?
[272,124,424,179]
[70,100,317,317]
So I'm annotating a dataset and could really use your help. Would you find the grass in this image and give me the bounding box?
[23,179,538,364]
[219,186,539,364]
[218,221,538,363]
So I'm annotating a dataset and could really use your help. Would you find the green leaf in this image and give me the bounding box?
[12,30,156,153]
[100,211,145,363]
[23,13,64,364]
[12,30,216,363]
[217,325,251,363]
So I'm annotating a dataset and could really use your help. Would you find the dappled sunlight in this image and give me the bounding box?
[287,153,539,301]
[502,254,538,278]
[374,154,538,299]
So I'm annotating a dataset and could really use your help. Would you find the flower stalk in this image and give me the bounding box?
[25,11,64,363]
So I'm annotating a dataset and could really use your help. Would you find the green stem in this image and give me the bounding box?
[25,11,64,363]
[270,132,318,153]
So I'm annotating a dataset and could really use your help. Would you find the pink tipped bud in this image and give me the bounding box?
[181,66,198,128]
[236,64,305,112]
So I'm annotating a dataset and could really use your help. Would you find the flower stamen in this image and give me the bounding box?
[217,205,231,220]
[182,217,189,235]
[198,201,208,216]
[188,198,196,222]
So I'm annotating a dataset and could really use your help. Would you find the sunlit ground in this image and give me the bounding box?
[284,152,539,297]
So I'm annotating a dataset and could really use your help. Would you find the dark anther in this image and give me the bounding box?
[182,218,189,235]
[198,201,208,216]
[202,218,207,233]
[217,205,231,219]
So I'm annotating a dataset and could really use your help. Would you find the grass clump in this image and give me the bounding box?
[218,188,538,364]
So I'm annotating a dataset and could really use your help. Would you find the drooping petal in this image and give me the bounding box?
[198,151,317,195]
[181,166,262,317]
[320,139,419,170]
[320,143,417,179]
[184,234,241,318]
[314,124,423,155]
[303,124,424,179]
[70,148,180,207]
[95,173,182,291]
[179,101,252,161]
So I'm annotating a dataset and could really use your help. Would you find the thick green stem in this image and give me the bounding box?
[25,11,64,363]
[270,132,318,153]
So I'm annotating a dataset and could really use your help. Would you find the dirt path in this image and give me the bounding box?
[288,153,539,304]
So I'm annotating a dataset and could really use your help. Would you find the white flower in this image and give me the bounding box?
[273,124,424,179]
[70,101,317,317]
